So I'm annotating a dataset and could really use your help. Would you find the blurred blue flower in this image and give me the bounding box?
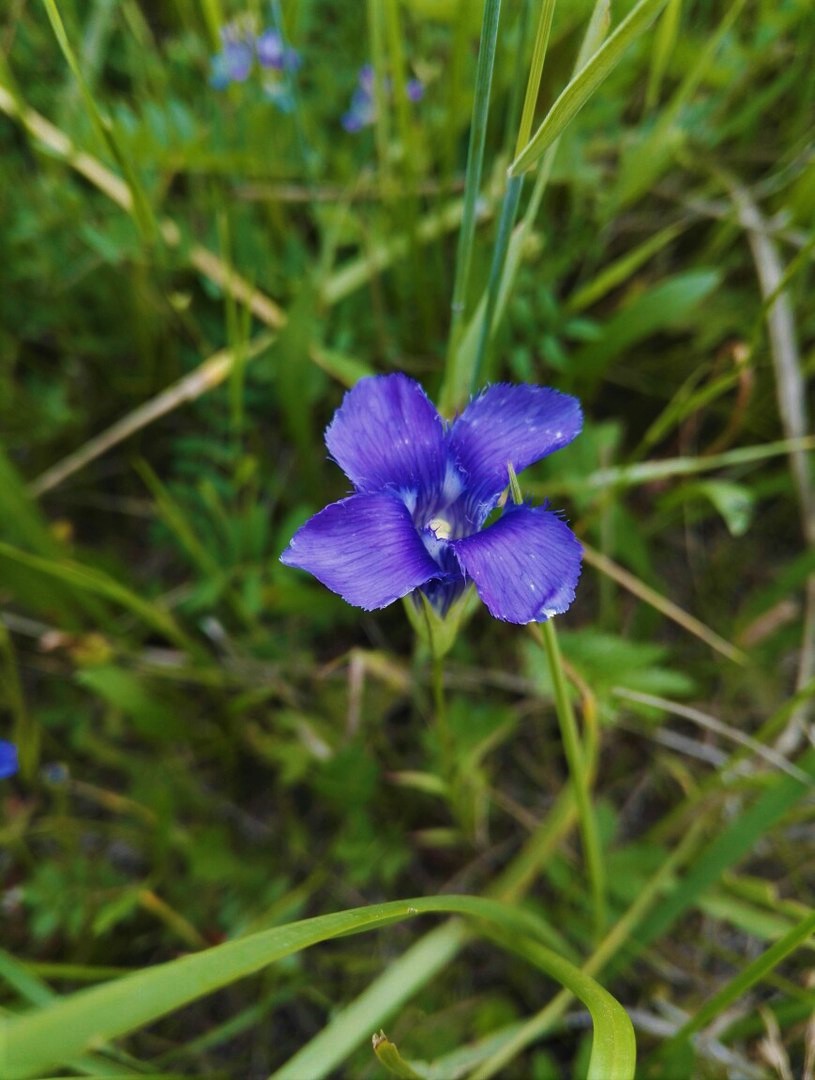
[281,375,583,622]
[341,65,424,133]
[256,28,301,72]
[209,17,300,102]
[0,740,18,779]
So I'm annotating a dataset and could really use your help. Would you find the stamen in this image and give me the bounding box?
[427,517,453,540]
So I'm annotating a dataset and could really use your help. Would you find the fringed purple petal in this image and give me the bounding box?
[452,504,582,623]
[449,384,582,507]
[280,493,442,610]
[325,374,447,498]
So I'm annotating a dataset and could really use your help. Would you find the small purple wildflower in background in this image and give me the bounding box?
[210,20,255,89]
[281,375,583,623]
[209,16,299,106]
[256,29,300,73]
[0,740,18,779]
[341,65,424,133]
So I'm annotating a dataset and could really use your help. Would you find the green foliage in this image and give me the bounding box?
[1,0,814,1076]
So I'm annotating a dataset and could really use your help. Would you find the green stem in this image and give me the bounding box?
[443,0,502,390]
[432,654,454,788]
[537,620,606,938]
[470,172,524,392]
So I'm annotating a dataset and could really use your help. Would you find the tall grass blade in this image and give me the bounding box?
[661,908,815,1052]
[41,0,157,241]
[444,0,503,374]
[509,0,669,176]
[617,747,815,971]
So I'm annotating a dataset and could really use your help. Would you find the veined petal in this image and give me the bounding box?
[451,504,582,623]
[280,493,443,610]
[325,374,447,497]
[449,384,582,506]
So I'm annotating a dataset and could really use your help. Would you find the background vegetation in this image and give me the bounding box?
[1,0,814,1076]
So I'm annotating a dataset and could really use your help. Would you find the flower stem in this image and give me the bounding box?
[535,620,606,938]
[431,654,454,789]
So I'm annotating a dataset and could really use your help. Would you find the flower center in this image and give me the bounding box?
[426,516,452,540]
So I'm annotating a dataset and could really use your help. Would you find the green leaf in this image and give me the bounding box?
[1,896,635,1080]
[676,480,756,537]
[75,666,181,741]
[571,271,721,381]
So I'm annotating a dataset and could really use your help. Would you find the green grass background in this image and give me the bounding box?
[1,0,814,1076]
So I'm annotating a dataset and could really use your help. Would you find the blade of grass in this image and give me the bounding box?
[615,746,815,973]
[580,543,746,664]
[41,0,157,241]
[464,0,557,390]
[614,0,748,208]
[439,0,611,411]
[29,334,275,497]
[470,174,524,390]
[566,222,684,313]
[723,172,815,756]
[535,436,815,498]
[272,921,469,1080]
[372,1032,425,1079]
[508,0,669,175]
[515,0,557,157]
[644,0,682,111]
[656,908,815,1057]
[444,0,502,366]
[0,542,194,654]
[1,895,634,1080]
[613,689,813,786]
[0,952,145,1077]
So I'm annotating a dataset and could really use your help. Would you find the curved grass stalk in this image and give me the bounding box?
[470,821,705,1079]
[1,895,635,1080]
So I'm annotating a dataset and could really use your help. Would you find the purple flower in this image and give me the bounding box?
[342,65,424,133]
[256,29,300,72]
[341,84,376,132]
[0,740,18,779]
[280,375,583,623]
[210,20,300,91]
[210,23,254,89]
